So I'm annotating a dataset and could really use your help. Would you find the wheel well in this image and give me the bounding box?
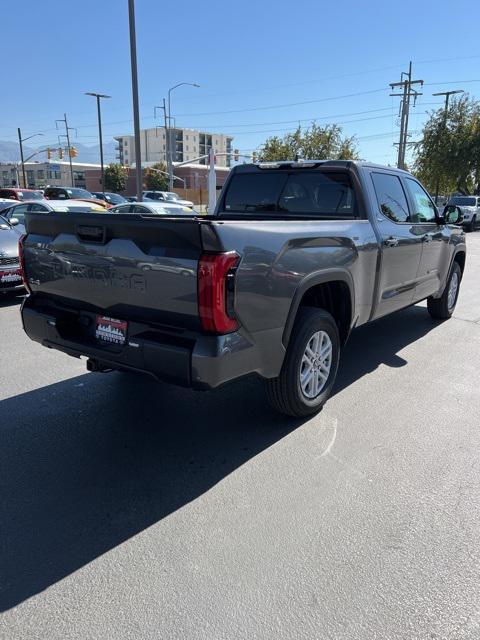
[454,251,466,275]
[299,280,352,345]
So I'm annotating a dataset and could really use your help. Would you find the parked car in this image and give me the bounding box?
[2,199,109,233]
[92,192,128,206]
[445,195,480,232]
[0,188,44,201]
[125,196,153,202]
[19,160,466,417]
[143,190,194,208]
[43,186,95,200]
[109,201,200,215]
[0,215,23,294]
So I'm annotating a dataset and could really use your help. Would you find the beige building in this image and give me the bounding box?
[0,160,101,189]
[115,127,233,167]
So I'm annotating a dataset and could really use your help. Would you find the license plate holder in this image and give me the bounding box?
[95,316,128,345]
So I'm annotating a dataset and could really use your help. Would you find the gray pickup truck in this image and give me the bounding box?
[19,161,466,417]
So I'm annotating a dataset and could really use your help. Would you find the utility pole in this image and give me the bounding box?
[390,62,423,170]
[56,114,76,187]
[154,99,169,165]
[128,0,143,202]
[17,129,44,188]
[432,89,464,203]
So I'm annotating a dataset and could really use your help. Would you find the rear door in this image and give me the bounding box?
[370,171,424,319]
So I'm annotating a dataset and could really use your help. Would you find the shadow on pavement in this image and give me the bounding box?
[0,304,439,611]
[0,292,24,308]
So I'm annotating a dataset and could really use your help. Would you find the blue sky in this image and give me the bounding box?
[1,0,480,165]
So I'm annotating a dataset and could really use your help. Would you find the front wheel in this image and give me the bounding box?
[427,262,462,320]
[469,215,477,232]
[266,308,340,417]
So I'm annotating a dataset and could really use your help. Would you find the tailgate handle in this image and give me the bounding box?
[76,225,106,244]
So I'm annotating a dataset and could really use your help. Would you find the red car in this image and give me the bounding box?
[0,188,44,201]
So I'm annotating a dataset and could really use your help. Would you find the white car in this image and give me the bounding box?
[446,195,480,231]
[110,201,201,216]
[2,199,109,233]
[142,190,194,209]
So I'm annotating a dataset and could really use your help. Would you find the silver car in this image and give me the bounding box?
[142,190,194,209]
[110,201,200,216]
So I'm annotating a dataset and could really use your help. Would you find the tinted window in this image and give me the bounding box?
[371,173,410,223]
[224,173,288,213]
[224,171,357,217]
[110,204,132,213]
[29,203,50,212]
[279,172,356,216]
[404,178,437,223]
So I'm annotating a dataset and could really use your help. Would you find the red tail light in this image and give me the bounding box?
[198,252,240,333]
[18,234,31,294]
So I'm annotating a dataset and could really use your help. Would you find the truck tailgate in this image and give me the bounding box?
[23,212,204,330]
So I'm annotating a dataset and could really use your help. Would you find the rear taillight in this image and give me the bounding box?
[18,234,31,294]
[198,252,240,333]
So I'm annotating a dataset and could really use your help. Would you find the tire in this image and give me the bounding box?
[427,262,462,320]
[469,215,476,232]
[266,307,340,417]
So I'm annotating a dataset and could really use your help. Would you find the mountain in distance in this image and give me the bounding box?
[0,140,117,165]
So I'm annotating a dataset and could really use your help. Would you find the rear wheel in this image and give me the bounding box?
[427,262,461,320]
[469,215,476,232]
[266,308,340,417]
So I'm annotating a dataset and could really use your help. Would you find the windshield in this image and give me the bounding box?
[18,190,43,201]
[223,170,357,217]
[106,193,127,204]
[67,188,94,199]
[166,192,180,201]
[449,196,477,206]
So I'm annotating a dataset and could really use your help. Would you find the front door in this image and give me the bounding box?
[370,171,424,319]
[403,177,450,301]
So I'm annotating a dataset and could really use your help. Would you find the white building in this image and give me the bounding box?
[0,160,102,189]
[115,127,233,168]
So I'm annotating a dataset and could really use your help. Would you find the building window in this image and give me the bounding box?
[186,135,189,141]
[37,170,44,180]
[124,140,127,146]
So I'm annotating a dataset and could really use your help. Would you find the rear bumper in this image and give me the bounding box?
[21,298,272,390]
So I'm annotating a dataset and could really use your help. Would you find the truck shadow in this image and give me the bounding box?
[0,292,24,308]
[0,304,438,611]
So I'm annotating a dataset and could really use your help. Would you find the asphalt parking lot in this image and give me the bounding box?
[1,233,480,640]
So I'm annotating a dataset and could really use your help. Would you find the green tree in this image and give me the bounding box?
[413,95,480,195]
[103,163,128,193]
[258,123,359,162]
[144,162,169,191]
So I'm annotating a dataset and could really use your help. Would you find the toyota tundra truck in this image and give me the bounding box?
[19,161,466,417]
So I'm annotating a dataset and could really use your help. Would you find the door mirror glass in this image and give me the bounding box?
[9,217,19,226]
[443,205,463,225]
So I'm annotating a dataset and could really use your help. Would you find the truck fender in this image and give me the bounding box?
[282,268,355,347]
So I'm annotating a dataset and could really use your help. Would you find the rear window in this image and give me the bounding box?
[223,171,357,217]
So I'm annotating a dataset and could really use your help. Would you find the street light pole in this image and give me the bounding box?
[432,89,464,204]
[17,129,44,188]
[167,82,200,190]
[85,92,111,195]
[128,0,143,202]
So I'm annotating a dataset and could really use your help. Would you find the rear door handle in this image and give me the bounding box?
[384,237,399,247]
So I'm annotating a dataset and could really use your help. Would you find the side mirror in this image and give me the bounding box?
[443,204,464,225]
[9,217,19,226]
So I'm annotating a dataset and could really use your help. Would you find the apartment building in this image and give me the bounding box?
[115,127,233,167]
